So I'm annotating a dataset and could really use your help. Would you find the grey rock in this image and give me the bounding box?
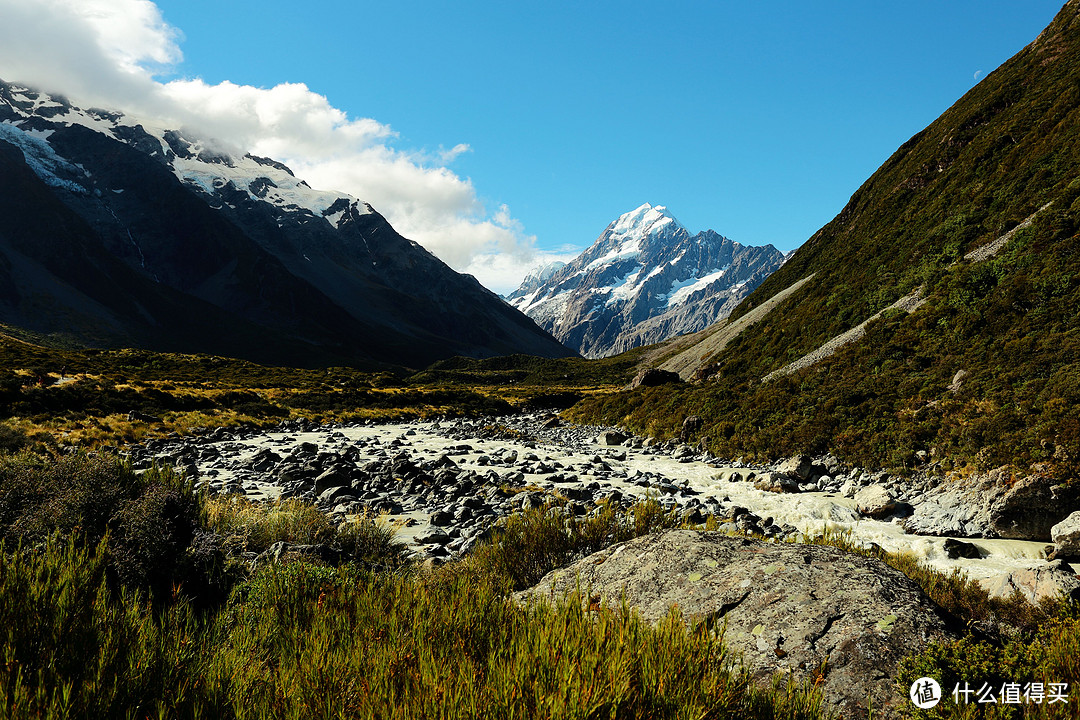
[943,538,981,559]
[777,455,814,481]
[753,472,800,494]
[1052,511,1080,557]
[313,469,349,494]
[679,415,702,443]
[598,430,628,446]
[415,529,451,545]
[980,560,1080,604]
[854,485,897,519]
[518,530,955,720]
[429,510,454,527]
[905,467,1080,540]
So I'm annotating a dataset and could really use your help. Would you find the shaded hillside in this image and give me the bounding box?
[0,82,574,369]
[572,1,1080,479]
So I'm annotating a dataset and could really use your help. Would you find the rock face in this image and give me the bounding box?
[0,80,574,368]
[1052,511,1080,557]
[518,530,957,720]
[905,467,1080,540]
[507,203,786,358]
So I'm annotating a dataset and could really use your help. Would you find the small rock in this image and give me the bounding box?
[429,510,454,526]
[943,538,981,559]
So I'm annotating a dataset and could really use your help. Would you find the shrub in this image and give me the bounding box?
[204,496,335,554]
[336,516,411,572]
[0,422,29,454]
[0,453,212,603]
[111,480,202,601]
[203,560,828,719]
[468,497,684,591]
[0,535,208,719]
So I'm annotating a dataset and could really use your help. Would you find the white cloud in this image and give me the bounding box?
[464,246,583,296]
[0,0,543,292]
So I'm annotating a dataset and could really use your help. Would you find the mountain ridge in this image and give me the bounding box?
[0,80,575,368]
[508,203,785,358]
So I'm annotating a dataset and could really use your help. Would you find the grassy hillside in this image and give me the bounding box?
[572,2,1080,479]
[0,330,644,450]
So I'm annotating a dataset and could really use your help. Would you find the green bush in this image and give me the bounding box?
[0,422,29,454]
[201,561,827,720]
[468,498,684,591]
[111,480,202,601]
[335,517,411,572]
[0,453,212,603]
[897,609,1080,719]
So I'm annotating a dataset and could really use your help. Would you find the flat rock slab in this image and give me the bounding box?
[518,529,957,720]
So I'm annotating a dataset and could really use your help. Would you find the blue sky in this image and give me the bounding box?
[0,1,1068,291]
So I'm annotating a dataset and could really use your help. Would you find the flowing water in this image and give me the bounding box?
[186,418,1058,584]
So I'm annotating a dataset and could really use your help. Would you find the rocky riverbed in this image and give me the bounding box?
[119,413,1080,601]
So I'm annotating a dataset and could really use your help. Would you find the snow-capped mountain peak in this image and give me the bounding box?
[507,205,786,358]
[0,83,369,227]
[609,202,684,240]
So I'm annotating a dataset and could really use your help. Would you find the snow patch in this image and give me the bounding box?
[0,121,89,194]
[663,266,731,307]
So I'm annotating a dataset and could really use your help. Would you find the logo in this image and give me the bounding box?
[911,677,942,709]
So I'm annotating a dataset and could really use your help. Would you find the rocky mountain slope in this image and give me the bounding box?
[507,204,785,358]
[0,81,574,368]
[572,1,1080,486]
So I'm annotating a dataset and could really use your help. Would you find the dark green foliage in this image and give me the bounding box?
[896,604,1080,719]
[0,535,207,719]
[0,453,209,602]
[111,480,202,600]
[335,518,412,572]
[0,421,30,454]
[0,517,829,720]
[202,562,826,720]
[287,385,511,416]
[408,349,646,387]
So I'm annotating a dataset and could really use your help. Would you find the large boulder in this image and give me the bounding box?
[625,368,682,389]
[979,560,1080,604]
[854,485,898,519]
[1052,511,1080,557]
[989,471,1080,539]
[518,530,956,720]
[753,471,800,494]
[597,430,628,446]
[905,467,1080,540]
[777,455,814,481]
[679,415,703,443]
